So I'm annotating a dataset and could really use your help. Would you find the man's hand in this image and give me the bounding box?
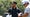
[18,13,22,17]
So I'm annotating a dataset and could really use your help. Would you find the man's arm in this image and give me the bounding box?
[17,9,22,17]
[17,9,21,13]
[8,9,11,13]
[22,8,29,17]
[22,13,28,17]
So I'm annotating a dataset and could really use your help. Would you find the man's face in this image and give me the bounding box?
[12,3,16,7]
[24,3,28,7]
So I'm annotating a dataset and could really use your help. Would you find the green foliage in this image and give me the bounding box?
[0,0,24,15]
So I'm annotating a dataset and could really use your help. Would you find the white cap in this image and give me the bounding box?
[22,0,29,4]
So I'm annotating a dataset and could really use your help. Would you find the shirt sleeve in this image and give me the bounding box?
[17,9,21,13]
[24,8,30,13]
[8,9,11,13]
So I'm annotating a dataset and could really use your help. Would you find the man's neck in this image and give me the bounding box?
[14,7,16,9]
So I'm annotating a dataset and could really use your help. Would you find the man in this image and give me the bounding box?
[8,2,21,17]
[22,1,30,17]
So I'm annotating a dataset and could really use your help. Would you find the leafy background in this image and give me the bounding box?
[0,0,24,15]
